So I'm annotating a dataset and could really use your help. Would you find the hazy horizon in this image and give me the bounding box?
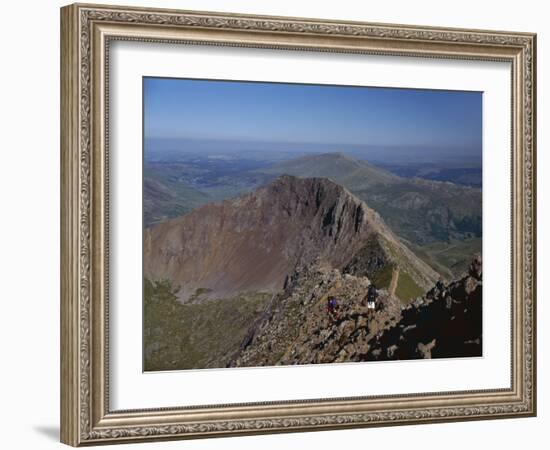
[144,77,482,166]
[144,136,482,167]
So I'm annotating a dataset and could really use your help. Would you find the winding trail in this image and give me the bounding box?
[389,268,400,296]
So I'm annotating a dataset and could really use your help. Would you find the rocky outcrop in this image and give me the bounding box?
[342,235,389,278]
[229,262,402,367]
[144,175,438,301]
[365,254,482,360]
[230,255,482,367]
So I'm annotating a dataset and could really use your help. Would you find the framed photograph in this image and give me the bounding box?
[60,3,537,446]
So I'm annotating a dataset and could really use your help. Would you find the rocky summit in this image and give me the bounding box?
[144,175,438,302]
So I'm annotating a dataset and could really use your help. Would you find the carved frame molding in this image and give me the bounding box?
[60,3,536,446]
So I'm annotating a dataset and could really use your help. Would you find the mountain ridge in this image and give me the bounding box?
[144,175,438,302]
[258,152,482,277]
[257,152,400,189]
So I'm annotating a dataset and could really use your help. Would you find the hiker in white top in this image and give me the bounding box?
[366,284,377,311]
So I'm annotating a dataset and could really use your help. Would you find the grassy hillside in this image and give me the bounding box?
[407,237,482,280]
[143,278,270,371]
[372,265,424,304]
[355,180,481,245]
[394,271,425,303]
[144,171,210,227]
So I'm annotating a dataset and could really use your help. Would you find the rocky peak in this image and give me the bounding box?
[144,175,438,302]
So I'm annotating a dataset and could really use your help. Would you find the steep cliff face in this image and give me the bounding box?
[260,153,483,246]
[144,175,438,302]
[229,255,482,367]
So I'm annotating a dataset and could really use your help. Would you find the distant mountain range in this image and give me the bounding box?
[376,162,482,187]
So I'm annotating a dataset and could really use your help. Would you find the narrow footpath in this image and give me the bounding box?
[388,267,400,296]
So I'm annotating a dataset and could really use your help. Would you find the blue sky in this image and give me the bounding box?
[143,77,482,154]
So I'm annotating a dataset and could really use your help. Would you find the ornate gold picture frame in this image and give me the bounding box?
[60,3,536,446]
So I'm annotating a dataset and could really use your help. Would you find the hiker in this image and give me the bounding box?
[327,297,339,320]
[436,278,445,295]
[366,284,377,312]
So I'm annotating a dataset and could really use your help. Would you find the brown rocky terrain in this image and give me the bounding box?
[144,175,438,302]
[229,255,482,367]
[229,261,401,367]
